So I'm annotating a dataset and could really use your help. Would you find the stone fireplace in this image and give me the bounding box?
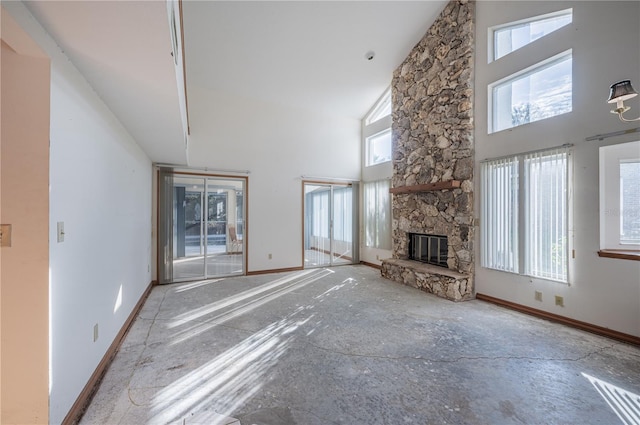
[381,0,475,302]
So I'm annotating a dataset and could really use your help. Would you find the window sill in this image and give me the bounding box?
[597,250,640,261]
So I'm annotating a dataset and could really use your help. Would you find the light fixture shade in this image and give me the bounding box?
[607,80,638,103]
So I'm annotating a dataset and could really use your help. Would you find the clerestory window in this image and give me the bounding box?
[490,9,572,62]
[489,50,572,133]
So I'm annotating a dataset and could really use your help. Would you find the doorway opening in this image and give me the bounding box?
[159,170,247,283]
[303,182,358,268]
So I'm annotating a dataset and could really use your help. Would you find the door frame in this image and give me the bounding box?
[302,180,359,268]
[157,169,248,283]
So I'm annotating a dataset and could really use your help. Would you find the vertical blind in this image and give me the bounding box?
[332,187,353,243]
[310,190,330,239]
[307,186,353,243]
[481,146,570,283]
[364,180,391,250]
[524,148,568,282]
[481,157,519,273]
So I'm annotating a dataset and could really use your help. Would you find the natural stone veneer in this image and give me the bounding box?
[381,0,475,301]
[382,259,473,301]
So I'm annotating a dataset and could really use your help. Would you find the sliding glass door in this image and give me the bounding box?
[303,182,358,268]
[159,170,246,283]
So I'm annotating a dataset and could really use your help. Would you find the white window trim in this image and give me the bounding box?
[488,49,572,134]
[481,145,573,284]
[488,8,573,63]
[599,140,640,250]
[364,87,392,126]
[363,87,393,171]
[365,128,392,167]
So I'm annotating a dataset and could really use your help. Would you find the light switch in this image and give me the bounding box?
[0,224,12,247]
[57,222,65,243]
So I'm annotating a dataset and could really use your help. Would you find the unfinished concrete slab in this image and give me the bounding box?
[79,265,640,425]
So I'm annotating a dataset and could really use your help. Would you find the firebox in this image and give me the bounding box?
[408,233,448,268]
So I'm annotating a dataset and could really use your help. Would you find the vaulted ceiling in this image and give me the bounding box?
[24,0,447,164]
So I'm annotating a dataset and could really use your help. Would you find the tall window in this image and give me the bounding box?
[480,157,519,273]
[364,89,392,167]
[524,149,568,282]
[482,146,570,283]
[363,88,392,256]
[364,180,391,249]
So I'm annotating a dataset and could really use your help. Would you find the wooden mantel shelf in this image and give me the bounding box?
[390,180,461,194]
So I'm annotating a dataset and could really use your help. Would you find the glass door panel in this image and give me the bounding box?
[173,176,205,280]
[159,172,246,283]
[304,183,357,268]
[205,178,244,277]
[304,184,332,267]
[332,186,353,265]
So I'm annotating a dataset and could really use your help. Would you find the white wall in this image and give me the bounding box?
[187,86,360,272]
[3,4,154,423]
[475,1,640,337]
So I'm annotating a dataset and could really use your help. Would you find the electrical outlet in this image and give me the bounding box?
[268,253,272,260]
[535,291,542,302]
[93,324,99,342]
[555,295,564,307]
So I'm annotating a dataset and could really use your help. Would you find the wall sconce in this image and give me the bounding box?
[608,80,640,122]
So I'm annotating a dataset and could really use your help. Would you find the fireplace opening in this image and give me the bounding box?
[408,233,448,268]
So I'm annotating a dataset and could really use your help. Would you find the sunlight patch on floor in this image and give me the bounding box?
[168,269,334,344]
[583,372,640,425]
[150,309,315,424]
[174,279,224,293]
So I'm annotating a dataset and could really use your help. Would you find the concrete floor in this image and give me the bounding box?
[80,265,640,425]
[173,252,244,281]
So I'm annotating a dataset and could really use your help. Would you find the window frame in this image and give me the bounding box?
[365,128,392,167]
[363,179,392,250]
[523,149,570,282]
[489,8,573,62]
[365,87,392,126]
[364,88,393,168]
[362,87,393,259]
[599,141,640,251]
[481,146,572,283]
[488,49,572,134]
[480,157,520,274]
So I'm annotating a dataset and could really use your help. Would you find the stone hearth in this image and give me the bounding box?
[382,259,472,301]
[381,0,475,302]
